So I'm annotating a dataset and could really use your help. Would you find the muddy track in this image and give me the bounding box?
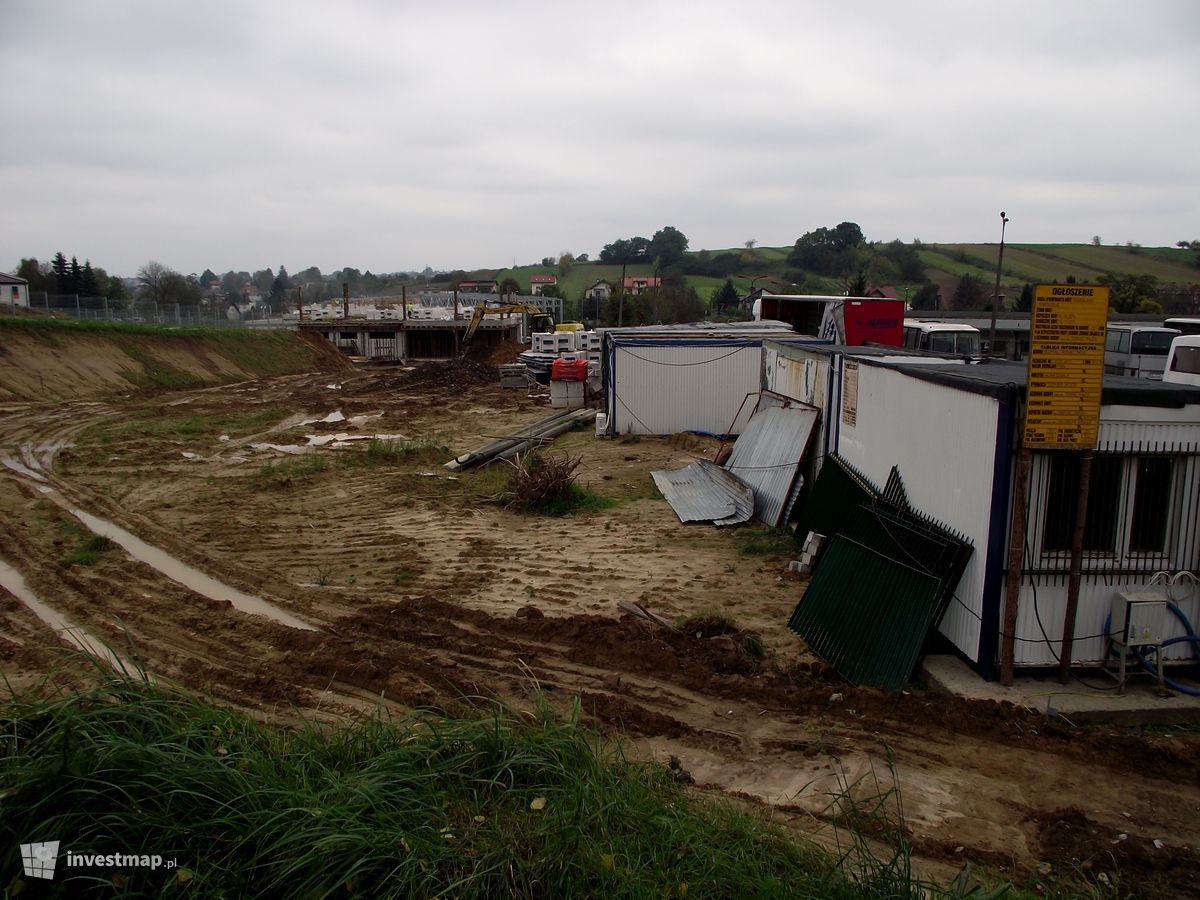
[1,372,1198,896]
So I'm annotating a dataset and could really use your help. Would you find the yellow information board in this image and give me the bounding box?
[1022,284,1109,448]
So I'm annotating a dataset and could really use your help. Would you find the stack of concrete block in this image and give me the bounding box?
[787,532,827,577]
[577,331,603,366]
[533,331,577,354]
[550,379,585,409]
[499,364,527,389]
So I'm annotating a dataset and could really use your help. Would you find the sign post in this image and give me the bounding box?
[1000,284,1108,685]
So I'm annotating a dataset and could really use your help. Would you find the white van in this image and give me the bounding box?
[1162,334,1200,386]
[1104,324,1181,379]
[902,319,982,357]
[1163,317,1200,337]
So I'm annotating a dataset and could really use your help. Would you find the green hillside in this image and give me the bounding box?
[920,243,1199,289]
[471,241,1197,318]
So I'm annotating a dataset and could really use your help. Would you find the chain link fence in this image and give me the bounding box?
[22,293,291,329]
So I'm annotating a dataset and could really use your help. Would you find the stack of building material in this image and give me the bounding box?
[550,380,584,409]
[578,331,603,366]
[550,358,588,410]
[498,364,527,389]
[533,331,576,354]
[789,532,825,576]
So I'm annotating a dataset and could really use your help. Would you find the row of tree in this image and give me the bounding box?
[15,254,129,302]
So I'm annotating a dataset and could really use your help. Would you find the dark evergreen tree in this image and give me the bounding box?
[69,257,82,295]
[82,261,99,296]
[1017,283,1034,312]
[51,252,69,293]
[713,278,740,312]
[910,282,940,310]
[953,273,986,309]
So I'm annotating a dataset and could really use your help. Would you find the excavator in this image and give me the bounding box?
[461,303,554,352]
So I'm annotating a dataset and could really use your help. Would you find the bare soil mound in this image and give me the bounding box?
[0,324,351,401]
[386,358,499,392]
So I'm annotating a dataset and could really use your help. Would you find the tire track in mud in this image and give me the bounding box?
[0,392,385,717]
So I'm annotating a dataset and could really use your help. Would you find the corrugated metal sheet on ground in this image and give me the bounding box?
[724,405,818,527]
[651,459,754,526]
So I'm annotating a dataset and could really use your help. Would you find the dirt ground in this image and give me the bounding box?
[1,357,1198,897]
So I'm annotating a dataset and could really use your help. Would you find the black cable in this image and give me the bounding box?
[619,346,750,367]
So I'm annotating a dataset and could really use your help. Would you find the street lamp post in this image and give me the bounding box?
[989,211,1009,358]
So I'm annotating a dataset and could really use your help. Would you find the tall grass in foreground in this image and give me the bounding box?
[0,673,991,899]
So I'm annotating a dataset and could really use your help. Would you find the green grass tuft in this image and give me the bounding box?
[58,533,113,568]
[0,673,959,899]
[736,527,798,557]
[255,453,329,488]
[356,437,449,467]
[528,483,618,516]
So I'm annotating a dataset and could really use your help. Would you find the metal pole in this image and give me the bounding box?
[401,284,407,321]
[1058,449,1093,683]
[342,282,349,319]
[989,211,1009,357]
[1000,444,1032,685]
[618,258,628,327]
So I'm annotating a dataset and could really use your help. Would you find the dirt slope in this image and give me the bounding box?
[0,324,350,402]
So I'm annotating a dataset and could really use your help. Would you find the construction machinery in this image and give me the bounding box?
[461,303,554,352]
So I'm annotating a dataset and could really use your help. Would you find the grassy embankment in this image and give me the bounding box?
[0,314,344,393]
[0,669,1011,899]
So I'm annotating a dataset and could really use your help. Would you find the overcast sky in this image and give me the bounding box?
[2,1,1197,278]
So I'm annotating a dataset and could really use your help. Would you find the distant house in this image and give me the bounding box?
[865,285,899,300]
[530,274,557,295]
[584,279,611,301]
[0,273,29,308]
[458,279,498,294]
[622,276,661,295]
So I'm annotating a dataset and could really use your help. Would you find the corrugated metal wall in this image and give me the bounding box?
[1014,579,1200,666]
[834,363,1001,664]
[609,341,763,435]
[1014,416,1200,666]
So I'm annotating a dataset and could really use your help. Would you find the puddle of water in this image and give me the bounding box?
[69,508,317,631]
[306,432,407,448]
[252,433,408,453]
[0,558,131,671]
[0,454,45,482]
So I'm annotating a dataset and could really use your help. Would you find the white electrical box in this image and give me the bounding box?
[1110,591,1168,646]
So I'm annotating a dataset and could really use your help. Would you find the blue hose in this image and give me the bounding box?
[1108,601,1200,696]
